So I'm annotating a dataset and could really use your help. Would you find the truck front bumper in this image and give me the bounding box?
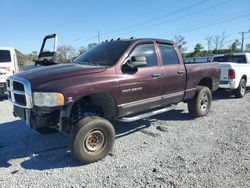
[13,104,73,134]
[13,105,60,129]
[0,82,7,95]
[219,80,237,89]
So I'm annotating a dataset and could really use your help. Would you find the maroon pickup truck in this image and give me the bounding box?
[7,38,220,163]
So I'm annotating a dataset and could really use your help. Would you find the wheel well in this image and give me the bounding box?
[70,93,117,122]
[242,75,247,83]
[198,77,212,90]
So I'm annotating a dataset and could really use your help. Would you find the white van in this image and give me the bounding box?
[0,47,19,94]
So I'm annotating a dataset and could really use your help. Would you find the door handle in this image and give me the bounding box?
[177,70,185,75]
[152,73,161,77]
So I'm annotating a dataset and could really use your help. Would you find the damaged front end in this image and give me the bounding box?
[7,75,73,134]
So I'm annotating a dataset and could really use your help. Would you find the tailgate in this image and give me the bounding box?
[219,62,238,81]
[220,66,228,81]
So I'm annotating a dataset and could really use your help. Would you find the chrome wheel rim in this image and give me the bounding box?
[200,94,208,111]
[240,80,246,95]
[84,130,105,152]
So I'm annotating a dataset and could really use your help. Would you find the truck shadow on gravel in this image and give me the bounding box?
[0,120,80,170]
[114,109,194,139]
[212,88,250,100]
[0,110,194,171]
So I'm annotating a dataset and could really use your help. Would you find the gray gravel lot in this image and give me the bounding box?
[0,90,249,188]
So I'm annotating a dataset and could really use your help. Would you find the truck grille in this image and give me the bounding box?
[6,79,10,87]
[14,94,27,106]
[13,81,25,91]
[6,76,33,108]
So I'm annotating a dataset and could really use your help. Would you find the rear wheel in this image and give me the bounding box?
[70,116,115,164]
[234,78,246,98]
[188,86,212,117]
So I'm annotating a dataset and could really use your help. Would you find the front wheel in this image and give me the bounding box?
[188,86,212,117]
[234,78,246,98]
[70,116,115,164]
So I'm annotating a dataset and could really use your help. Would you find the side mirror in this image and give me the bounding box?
[127,56,147,68]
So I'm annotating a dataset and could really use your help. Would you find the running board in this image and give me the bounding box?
[117,104,179,122]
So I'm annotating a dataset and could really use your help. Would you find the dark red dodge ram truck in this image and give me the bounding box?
[7,38,220,163]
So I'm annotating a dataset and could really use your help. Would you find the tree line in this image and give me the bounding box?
[16,42,98,65]
[17,31,250,65]
[175,31,250,58]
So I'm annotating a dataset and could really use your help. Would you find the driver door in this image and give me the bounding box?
[116,42,162,117]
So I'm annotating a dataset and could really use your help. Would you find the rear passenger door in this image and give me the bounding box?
[157,43,186,105]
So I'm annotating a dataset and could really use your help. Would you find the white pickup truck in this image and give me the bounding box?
[0,47,19,95]
[212,53,250,98]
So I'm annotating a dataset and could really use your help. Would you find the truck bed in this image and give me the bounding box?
[184,62,220,100]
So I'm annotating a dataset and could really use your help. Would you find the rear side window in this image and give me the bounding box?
[0,50,11,63]
[212,55,247,63]
[158,44,179,65]
[130,43,158,67]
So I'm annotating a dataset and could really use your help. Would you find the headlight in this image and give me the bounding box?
[33,92,64,107]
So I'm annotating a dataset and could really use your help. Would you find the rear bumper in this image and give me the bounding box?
[219,80,237,89]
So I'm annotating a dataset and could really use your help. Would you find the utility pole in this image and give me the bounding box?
[240,31,250,52]
[97,31,100,44]
[241,32,244,52]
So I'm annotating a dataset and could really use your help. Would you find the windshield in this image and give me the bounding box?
[212,55,247,64]
[73,40,131,66]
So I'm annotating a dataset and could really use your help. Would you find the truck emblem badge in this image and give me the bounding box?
[122,87,142,93]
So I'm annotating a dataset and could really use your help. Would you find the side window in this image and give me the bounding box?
[158,44,179,65]
[130,43,158,67]
[0,50,11,63]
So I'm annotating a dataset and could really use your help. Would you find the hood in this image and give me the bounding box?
[15,63,107,85]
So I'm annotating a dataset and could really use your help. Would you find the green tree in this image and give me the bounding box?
[57,44,77,62]
[15,49,29,65]
[245,44,250,52]
[87,43,97,49]
[27,51,38,61]
[193,43,204,57]
[229,39,240,52]
[78,46,87,54]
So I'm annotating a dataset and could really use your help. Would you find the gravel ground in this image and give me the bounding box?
[0,90,249,188]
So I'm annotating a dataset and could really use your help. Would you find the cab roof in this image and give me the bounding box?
[102,38,175,45]
[213,52,250,57]
[0,47,16,51]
